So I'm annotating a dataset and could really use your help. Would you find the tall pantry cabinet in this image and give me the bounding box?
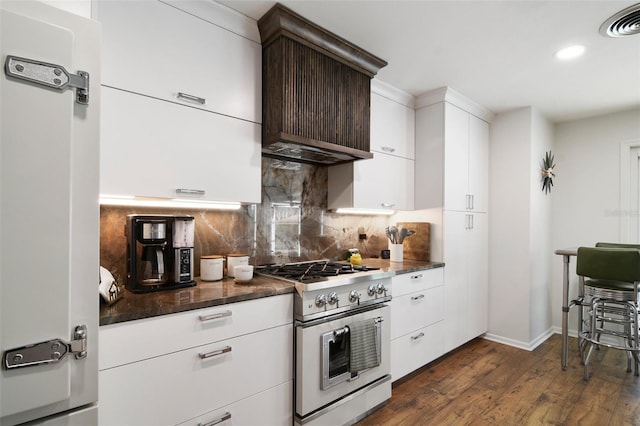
[415,87,493,354]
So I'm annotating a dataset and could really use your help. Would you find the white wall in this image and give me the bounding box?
[487,106,554,349]
[488,108,533,347]
[551,108,640,334]
[528,109,553,343]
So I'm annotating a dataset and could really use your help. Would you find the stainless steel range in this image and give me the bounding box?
[257,261,393,426]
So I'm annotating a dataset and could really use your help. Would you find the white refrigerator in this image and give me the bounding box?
[0,1,100,425]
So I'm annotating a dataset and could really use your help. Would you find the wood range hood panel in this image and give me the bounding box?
[258,3,387,166]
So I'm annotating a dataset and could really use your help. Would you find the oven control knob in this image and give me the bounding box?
[367,285,377,296]
[377,283,387,294]
[315,294,327,308]
[327,292,339,305]
[349,290,360,303]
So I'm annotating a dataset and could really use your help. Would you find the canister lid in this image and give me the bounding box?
[201,255,223,259]
[227,253,248,257]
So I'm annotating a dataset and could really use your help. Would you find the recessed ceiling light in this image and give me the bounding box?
[554,45,586,60]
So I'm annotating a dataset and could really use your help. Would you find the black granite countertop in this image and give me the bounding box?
[99,259,444,326]
[99,275,294,326]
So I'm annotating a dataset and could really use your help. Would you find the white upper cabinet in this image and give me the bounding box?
[95,0,261,123]
[467,113,490,212]
[95,0,262,203]
[328,81,416,211]
[442,103,471,211]
[415,88,491,212]
[370,88,415,159]
[101,87,262,203]
[328,153,414,211]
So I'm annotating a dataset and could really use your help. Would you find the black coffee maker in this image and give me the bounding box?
[125,215,196,293]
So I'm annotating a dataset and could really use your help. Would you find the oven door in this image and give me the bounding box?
[295,305,390,418]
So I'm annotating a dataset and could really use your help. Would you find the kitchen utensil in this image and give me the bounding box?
[388,225,398,244]
[398,226,407,243]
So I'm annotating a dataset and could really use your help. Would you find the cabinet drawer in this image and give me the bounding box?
[177,381,292,426]
[391,286,443,339]
[96,0,261,123]
[99,324,293,426]
[100,295,292,370]
[391,321,443,382]
[393,267,443,297]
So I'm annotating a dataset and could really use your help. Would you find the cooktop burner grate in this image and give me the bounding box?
[257,261,379,283]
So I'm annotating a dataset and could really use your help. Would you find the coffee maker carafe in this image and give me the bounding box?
[126,215,196,293]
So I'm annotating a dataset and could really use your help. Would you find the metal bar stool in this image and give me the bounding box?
[576,246,640,381]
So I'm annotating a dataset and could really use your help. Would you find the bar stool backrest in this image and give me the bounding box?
[576,247,640,283]
[596,242,640,250]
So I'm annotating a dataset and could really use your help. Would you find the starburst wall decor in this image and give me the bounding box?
[541,151,556,194]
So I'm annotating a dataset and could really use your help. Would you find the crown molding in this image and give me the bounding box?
[416,86,495,122]
[371,79,415,109]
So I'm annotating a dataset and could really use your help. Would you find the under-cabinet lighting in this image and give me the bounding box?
[334,208,395,216]
[99,195,241,210]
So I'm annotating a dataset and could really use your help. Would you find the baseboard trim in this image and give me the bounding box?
[483,328,555,351]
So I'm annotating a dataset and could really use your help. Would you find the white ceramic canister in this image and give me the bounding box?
[200,255,223,281]
[226,254,249,278]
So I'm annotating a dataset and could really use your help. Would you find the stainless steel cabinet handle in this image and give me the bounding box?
[198,346,232,360]
[470,194,475,210]
[176,188,205,196]
[410,274,423,280]
[466,214,473,230]
[380,202,395,208]
[411,294,425,301]
[176,92,206,105]
[381,146,396,153]
[199,310,232,322]
[411,332,425,340]
[199,412,231,426]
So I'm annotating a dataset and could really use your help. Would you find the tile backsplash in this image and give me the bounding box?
[100,158,390,280]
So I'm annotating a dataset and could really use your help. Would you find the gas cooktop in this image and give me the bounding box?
[257,260,379,282]
[256,260,394,292]
[257,260,393,322]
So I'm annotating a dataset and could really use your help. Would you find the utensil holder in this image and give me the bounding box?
[389,243,403,262]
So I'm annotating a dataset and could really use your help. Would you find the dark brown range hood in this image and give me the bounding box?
[258,4,387,166]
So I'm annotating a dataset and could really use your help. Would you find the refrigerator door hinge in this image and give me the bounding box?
[2,325,88,369]
[4,55,90,105]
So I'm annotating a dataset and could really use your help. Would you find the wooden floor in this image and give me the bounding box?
[357,334,640,425]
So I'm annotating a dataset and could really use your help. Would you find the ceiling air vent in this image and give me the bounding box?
[600,3,640,37]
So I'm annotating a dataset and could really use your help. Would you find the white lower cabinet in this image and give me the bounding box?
[391,322,444,381]
[442,210,488,353]
[98,295,293,426]
[177,382,292,426]
[390,268,444,381]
